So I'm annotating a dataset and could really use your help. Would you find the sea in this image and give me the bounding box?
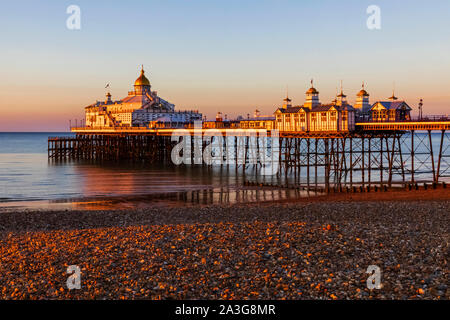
[0,132,447,211]
[0,132,311,211]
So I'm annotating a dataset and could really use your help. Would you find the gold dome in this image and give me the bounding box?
[306,87,319,95]
[357,89,369,96]
[357,82,369,97]
[134,67,150,87]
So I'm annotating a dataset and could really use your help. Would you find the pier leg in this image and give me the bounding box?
[307,139,310,190]
[368,138,372,187]
[436,130,445,182]
[428,130,436,182]
[411,130,415,183]
[350,137,353,188]
[361,137,365,187]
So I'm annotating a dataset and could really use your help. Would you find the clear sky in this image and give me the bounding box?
[1,0,449,131]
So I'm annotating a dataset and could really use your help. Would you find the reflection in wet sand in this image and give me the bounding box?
[1,151,323,211]
[0,187,324,212]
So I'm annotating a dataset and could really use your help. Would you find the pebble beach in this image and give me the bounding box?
[0,188,448,300]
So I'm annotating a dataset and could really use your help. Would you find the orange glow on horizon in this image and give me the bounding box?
[1,78,449,131]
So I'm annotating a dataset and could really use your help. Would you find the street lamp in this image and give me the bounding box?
[418,99,423,120]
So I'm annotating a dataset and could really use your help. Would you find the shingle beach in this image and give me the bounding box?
[0,189,448,300]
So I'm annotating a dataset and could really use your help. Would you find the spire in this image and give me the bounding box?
[283,85,291,102]
[388,82,398,100]
[337,80,346,98]
[388,91,398,100]
[282,86,292,109]
[139,64,148,77]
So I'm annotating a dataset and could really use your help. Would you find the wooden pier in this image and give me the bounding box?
[48,134,173,163]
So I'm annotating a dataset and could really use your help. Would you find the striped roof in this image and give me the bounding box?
[372,101,412,111]
[311,104,355,112]
[275,106,310,114]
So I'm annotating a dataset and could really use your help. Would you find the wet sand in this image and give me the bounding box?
[0,188,448,300]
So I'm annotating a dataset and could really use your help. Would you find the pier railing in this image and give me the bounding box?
[356,121,450,131]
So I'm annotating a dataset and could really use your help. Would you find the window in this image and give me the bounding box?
[321,112,327,122]
[330,111,337,121]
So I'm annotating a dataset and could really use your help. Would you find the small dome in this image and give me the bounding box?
[306,87,319,95]
[357,89,369,97]
[388,94,398,100]
[134,67,150,87]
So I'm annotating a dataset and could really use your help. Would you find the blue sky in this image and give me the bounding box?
[0,0,449,131]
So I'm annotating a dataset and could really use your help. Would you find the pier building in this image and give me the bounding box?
[239,109,276,130]
[61,70,449,190]
[84,67,202,128]
[354,83,371,120]
[369,93,412,122]
[274,82,356,132]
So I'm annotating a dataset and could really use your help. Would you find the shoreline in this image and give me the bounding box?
[0,184,448,214]
[0,188,448,300]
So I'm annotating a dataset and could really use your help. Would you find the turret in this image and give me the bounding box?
[304,79,320,109]
[335,81,347,106]
[354,82,371,115]
[134,65,151,95]
[105,92,112,104]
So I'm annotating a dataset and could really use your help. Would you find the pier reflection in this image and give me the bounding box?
[48,162,323,210]
[62,187,324,211]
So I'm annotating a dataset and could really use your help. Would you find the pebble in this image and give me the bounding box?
[0,198,448,300]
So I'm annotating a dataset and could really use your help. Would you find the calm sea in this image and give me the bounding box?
[0,133,303,210]
[0,132,447,211]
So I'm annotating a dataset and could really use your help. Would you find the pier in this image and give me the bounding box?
[48,119,450,191]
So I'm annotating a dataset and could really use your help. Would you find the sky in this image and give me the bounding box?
[0,0,449,131]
